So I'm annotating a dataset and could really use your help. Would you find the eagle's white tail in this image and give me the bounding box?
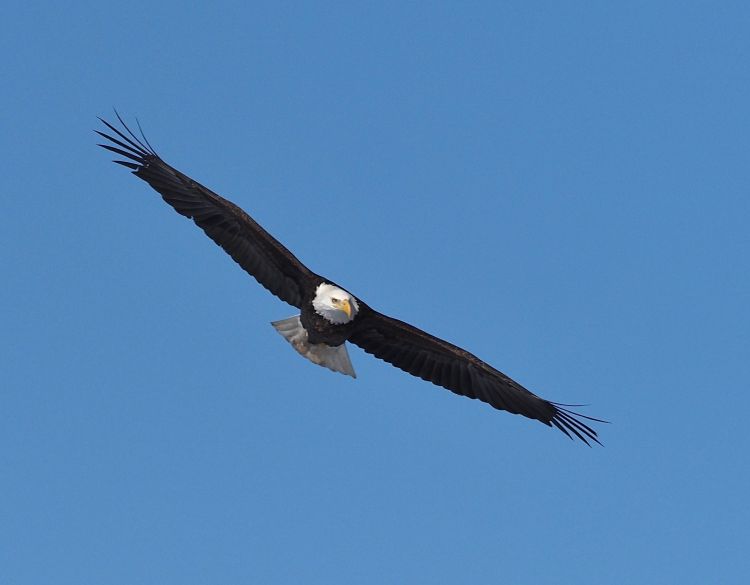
[271,315,356,378]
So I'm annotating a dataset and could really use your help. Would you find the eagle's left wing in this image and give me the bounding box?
[349,306,602,444]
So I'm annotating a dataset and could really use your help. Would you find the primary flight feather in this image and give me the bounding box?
[97,114,603,445]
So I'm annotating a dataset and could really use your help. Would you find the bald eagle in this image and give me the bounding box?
[97,114,603,445]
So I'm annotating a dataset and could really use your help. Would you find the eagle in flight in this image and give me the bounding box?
[97,114,603,445]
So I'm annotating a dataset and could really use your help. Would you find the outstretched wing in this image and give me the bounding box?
[350,307,602,445]
[97,114,317,308]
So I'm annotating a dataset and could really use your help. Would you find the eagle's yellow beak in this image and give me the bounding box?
[340,299,352,319]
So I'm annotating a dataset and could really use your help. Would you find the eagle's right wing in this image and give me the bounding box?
[97,115,318,308]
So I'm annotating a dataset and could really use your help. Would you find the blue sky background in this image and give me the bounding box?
[2,2,749,583]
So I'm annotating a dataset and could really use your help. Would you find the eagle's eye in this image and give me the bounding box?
[331,297,339,304]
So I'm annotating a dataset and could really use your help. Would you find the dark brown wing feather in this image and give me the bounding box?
[350,307,602,445]
[97,115,317,308]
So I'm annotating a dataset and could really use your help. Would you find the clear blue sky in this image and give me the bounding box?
[2,2,748,583]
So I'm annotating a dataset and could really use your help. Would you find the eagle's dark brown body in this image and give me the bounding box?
[301,292,361,346]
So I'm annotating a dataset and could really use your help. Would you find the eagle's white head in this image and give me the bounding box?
[313,283,359,325]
